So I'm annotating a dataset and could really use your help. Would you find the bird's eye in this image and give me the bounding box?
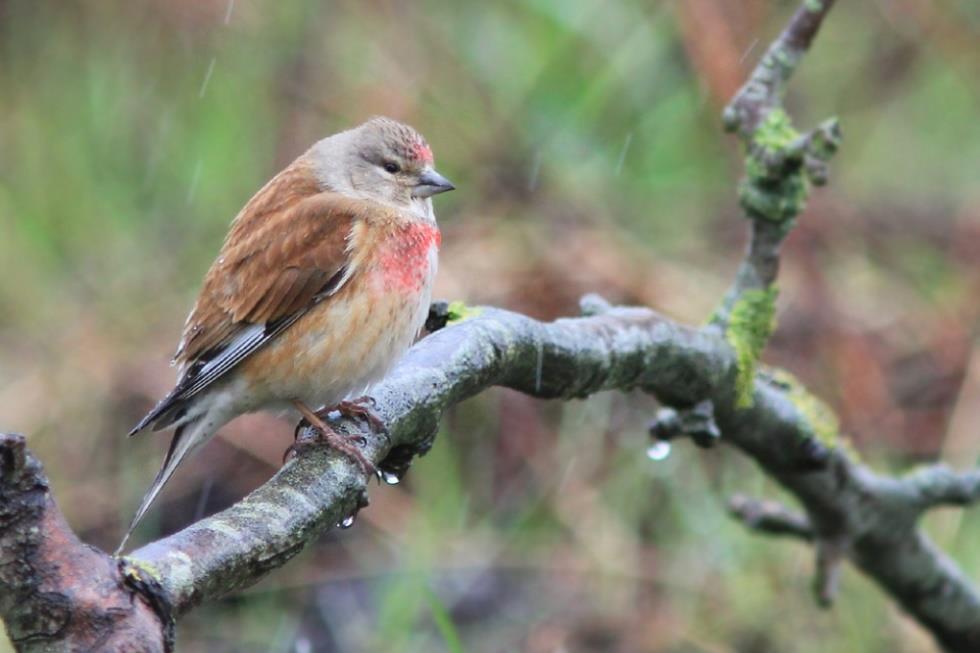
[383,161,400,174]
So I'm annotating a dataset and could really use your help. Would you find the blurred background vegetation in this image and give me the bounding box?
[2,0,980,651]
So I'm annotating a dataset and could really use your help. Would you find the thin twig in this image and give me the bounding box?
[728,494,814,541]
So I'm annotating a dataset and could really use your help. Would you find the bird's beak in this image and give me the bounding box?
[412,168,455,198]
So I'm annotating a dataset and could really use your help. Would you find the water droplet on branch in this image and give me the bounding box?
[338,514,355,529]
[646,441,671,461]
[381,470,401,485]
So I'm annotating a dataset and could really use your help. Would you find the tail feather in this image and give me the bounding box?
[115,416,214,554]
[128,388,187,436]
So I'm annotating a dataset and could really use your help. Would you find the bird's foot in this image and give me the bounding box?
[286,401,377,476]
[330,395,387,435]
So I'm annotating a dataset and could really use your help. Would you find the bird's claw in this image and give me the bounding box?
[286,409,377,477]
[324,396,387,435]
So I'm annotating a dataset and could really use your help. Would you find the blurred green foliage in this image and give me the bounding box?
[2,1,980,651]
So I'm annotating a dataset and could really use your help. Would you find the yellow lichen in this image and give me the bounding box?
[726,286,779,408]
[740,108,809,223]
[767,368,839,447]
[447,300,482,323]
[121,558,164,584]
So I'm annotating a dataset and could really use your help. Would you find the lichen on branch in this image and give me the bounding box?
[763,367,839,448]
[725,286,778,408]
[740,109,809,224]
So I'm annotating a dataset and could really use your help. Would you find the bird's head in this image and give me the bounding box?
[311,116,454,210]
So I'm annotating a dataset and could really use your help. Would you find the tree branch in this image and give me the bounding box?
[727,494,814,541]
[4,300,980,650]
[714,0,841,328]
[126,302,725,617]
[0,433,168,652]
[906,465,980,510]
[723,0,838,139]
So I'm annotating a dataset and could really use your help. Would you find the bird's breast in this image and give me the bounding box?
[370,221,440,293]
[237,219,439,409]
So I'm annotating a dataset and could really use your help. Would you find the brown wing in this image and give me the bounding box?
[176,193,359,367]
[130,169,375,434]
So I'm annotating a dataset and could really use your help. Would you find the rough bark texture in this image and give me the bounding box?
[3,0,979,651]
[0,433,168,652]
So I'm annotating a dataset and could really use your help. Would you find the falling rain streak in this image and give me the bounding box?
[192,477,214,522]
[527,150,542,192]
[739,38,760,64]
[199,57,216,99]
[534,337,544,393]
[615,132,633,176]
[187,159,203,204]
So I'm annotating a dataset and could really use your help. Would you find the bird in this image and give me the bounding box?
[118,117,454,552]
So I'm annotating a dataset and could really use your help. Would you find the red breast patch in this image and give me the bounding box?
[377,223,439,292]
